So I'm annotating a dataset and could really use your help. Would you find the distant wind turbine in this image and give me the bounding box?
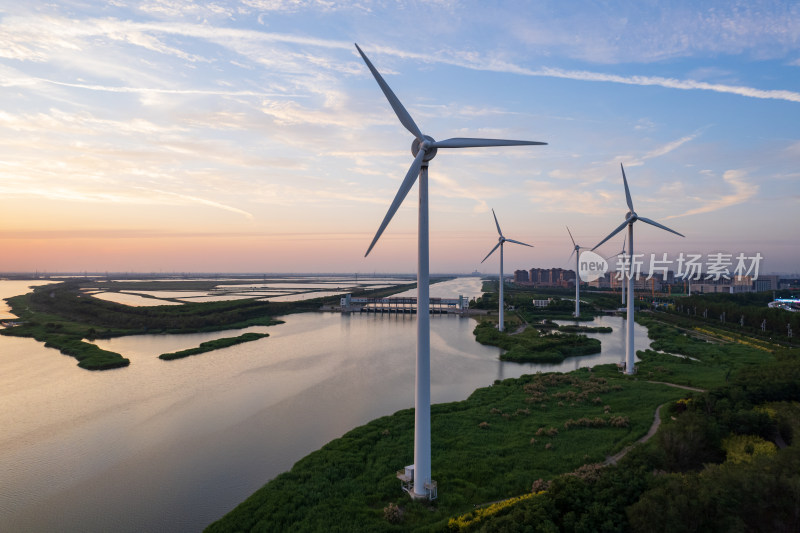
[566,226,586,318]
[356,43,546,499]
[481,209,533,332]
[592,163,684,375]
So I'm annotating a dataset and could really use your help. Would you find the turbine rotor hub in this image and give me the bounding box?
[412,135,438,161]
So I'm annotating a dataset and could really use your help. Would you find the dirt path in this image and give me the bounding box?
[604,381,707,465]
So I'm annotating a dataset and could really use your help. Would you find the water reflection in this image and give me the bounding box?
[0,278,651,532]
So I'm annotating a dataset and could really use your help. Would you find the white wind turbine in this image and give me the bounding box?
[592,163,684,375]
[356,43,546,499]
[566,226,586,318]
[481,209,533,332]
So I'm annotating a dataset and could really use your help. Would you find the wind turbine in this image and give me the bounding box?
[356,44,546,499]
[566,226,585,318]
[481,209,533,332]
[592,163,683,375]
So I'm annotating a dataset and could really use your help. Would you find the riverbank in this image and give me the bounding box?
[0,278,432,369]
[206,367,686,532]
[207,309,796,531]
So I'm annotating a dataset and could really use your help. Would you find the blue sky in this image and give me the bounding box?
[0,1,798,274]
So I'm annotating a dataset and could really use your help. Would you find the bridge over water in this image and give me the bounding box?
[339,294,466,314]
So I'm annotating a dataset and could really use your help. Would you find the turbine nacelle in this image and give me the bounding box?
[412,135,438,161]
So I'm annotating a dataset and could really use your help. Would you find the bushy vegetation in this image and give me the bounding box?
[206,307,800,532]
[206,370,684,532]
[473,320,601,363]
[159,332,270,360]
[462,350,800,532]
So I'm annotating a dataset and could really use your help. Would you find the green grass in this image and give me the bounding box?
[206,370,684,532]
[473,320,601,364]
[159,332,270,360]
[635,313,772,389]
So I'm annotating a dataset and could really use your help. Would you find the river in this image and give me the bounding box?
[0,278,649,532]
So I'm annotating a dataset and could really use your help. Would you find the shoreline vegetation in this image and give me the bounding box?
[158,332,270,360]
[0,278,438,370]
[469,284,614,363]
[4,278,799,529]
[207,286,799,531]
[473,320,602,364]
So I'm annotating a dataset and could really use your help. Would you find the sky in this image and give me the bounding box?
[0,0,798,275]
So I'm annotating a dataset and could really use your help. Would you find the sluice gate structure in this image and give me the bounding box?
[339,294,466,314]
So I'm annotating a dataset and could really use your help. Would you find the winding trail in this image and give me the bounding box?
[604,381,706,465]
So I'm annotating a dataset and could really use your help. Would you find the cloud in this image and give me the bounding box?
[665,169,758,219]
[525,178,615,215]
[0,77,299,99]
[5,15,800,106]
[135,187,255,220]
[616,131,703,167]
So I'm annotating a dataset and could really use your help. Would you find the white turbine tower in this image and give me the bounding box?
[566,226,586,318]
[481,209,533,332]
[592,163,684,375]
[356,44,546,499]
[603,234,627,306]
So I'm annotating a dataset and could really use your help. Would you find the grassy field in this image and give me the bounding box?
[207,300,794,532]
[473,320,601,364]
[206,369,686,532]
[634,312,775,389]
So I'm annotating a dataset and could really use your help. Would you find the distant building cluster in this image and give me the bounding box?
[588,272,783,294]
[514,268,575,288]
[510,267,790,295]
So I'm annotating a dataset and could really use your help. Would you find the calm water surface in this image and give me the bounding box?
[0,278,649,532]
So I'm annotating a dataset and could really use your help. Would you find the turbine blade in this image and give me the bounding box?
[638,216,685,238]
[492,208,503,236]
[481,242,501,264]
[621,163,634,212]
[592,220,629,251]
[364,149,426,256]
[566,249,576,267]
[355,44,423,141]
[566,225,576,247]
[505,238,533,248]
[622,232,627,252]
[432,138,547,148]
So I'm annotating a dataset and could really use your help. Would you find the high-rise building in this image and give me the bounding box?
[514,269,530,283]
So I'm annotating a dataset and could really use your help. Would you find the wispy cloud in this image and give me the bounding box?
[5,15,800,106]
[665,169,758,219]
[0,76,300,98]
[618,131,703,167]
[135,187,255,220]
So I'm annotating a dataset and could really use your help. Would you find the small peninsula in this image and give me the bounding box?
[159,332,270,360]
